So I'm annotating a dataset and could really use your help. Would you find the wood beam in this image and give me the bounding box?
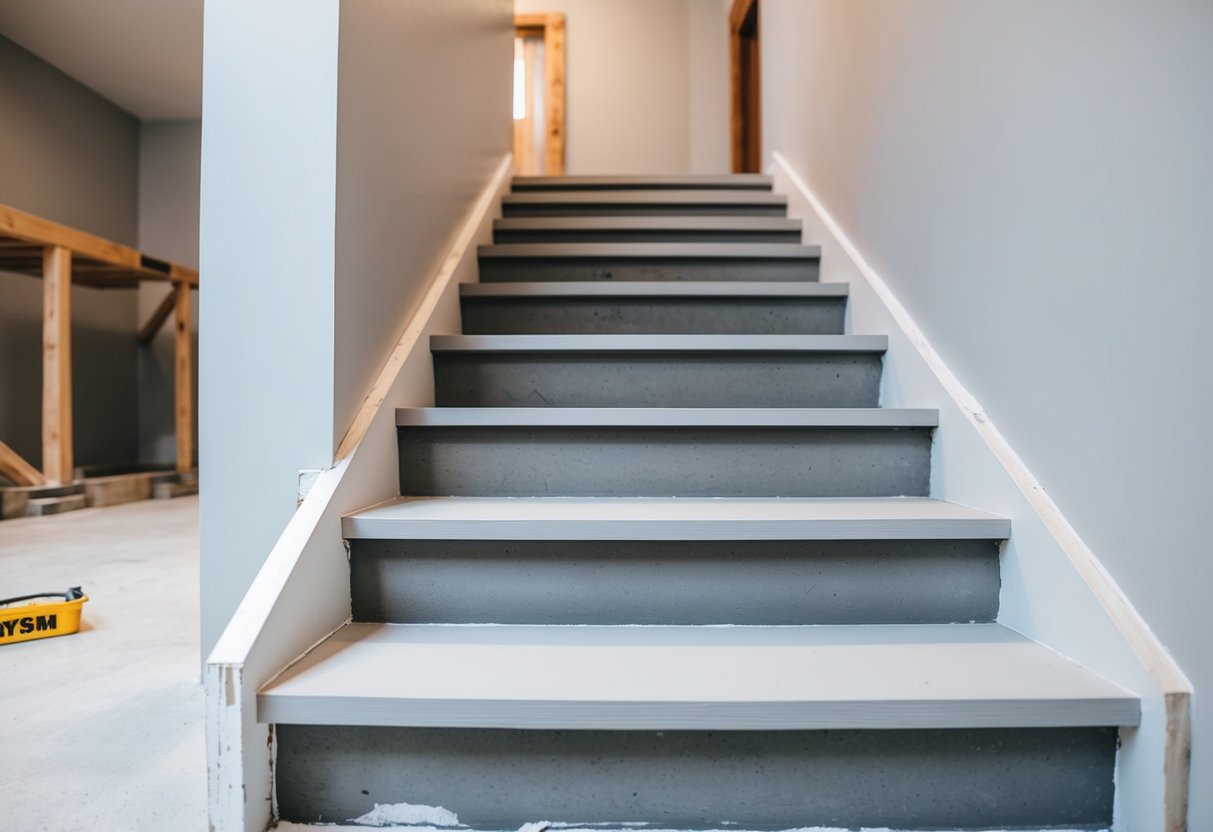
[543,13,566,176]
[138,288,178,344]
[42,245,74,484]
[174,283,194,473]
[0,439,46,487]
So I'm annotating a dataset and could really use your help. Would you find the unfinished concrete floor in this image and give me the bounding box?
[0,496,206,831]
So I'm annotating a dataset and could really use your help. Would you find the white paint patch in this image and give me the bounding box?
[347,801,462,827]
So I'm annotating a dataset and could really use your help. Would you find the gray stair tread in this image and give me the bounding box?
[257,622,1140,729]
[495,215,799,231]
[461,280,846,297]
[479,242,819,260]
[511,174,774,190]
[396,407,938,428]
[431,334,885,353]
[342,496,1010,540]
[502,190,787,206]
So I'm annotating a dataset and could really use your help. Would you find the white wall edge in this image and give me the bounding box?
[204,153,514,832]
[770,150,1190,832]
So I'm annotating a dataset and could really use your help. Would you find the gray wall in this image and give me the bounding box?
[514,0,728,174]
[200,0,514,658]
[138,120,201,466]
[333,0,513,450]
[199,0,342,659]
[761,1,1213,826]
[0,34,140,473]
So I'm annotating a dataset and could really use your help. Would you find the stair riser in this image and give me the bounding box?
[501,204,788,218]
[494,228,802,243]
[479,257,818,283]
[432,353,882,408]
[461,297,846,335]
[349,538,1000,625]
[275,725,1116,829]
[397,426,932,497]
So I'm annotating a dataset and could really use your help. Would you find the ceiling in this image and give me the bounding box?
[0,0,203,120]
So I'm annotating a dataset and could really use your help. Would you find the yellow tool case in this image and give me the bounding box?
[0,587,88,644]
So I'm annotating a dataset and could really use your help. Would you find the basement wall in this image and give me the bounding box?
[760,1,1212,826]
[0,34,140,472]
[137,120,201,466]
[513,0,729,174]
[333,0,513,453]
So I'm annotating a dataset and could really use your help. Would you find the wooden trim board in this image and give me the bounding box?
[514,13,566,176]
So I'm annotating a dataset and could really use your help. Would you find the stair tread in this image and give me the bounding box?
[495,215,799,231]
[257,622,1140,729]
[503,190,787,205]
[396,407,938,427]
[431,334,885,352]
[342,496,1009,540]
[479,242,818,259]
[461,280,846,297]
[511,174,774,190]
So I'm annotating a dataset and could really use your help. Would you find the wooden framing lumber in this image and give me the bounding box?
[0,439,45,487]
[42,245,74,484]
[0,202,199,288]
[175,283,194,473]
[139,287,177,344]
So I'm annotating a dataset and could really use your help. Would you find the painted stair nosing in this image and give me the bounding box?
[395,407,939,428]
[430,334,886,353]
[510,174,775,190]
[478,243,820,260]
[502,190,788,206]
[257,622,1140,730]
[460,281,847,298]
[341,496,1010,540]
[494,216,801,231]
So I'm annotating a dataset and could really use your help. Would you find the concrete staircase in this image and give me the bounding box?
[260,175,1139,830]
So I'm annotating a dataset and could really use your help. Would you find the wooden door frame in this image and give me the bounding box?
[729,0,760,173]
[515,13,566,175]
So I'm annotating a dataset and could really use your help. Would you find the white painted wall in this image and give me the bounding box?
[761,1,1212,826]
[201,0,514,659]
[514,0,728,174]
[138,120,200,465]
[688,0,730,173]
[0,34,141,472]
[199,0,340,658]
[333,0,512,450]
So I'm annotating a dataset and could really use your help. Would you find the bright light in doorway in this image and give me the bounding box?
[513,58,526,120]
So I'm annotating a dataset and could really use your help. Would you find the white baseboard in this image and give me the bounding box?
[770,150,1189,832]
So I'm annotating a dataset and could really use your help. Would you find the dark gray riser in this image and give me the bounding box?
[397,426,932,497]
[510,174,774,191]
[275,724,1116,829]
[431,349,883,408]
[349,538,1001,625]
[493,216,802,245]
[461,295,847,334]
[494,226,801,244]
[459,282,847,335]
[480,257,817,282]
